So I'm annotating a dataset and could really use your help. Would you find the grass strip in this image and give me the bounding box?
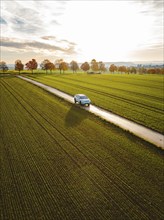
[26,73,164,133]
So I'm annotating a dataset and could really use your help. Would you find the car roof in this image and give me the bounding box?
[75,94,86,96]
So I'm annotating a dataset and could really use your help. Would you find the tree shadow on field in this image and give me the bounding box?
[65,105,88,127]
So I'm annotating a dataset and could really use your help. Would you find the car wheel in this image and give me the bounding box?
[74,98,76,103]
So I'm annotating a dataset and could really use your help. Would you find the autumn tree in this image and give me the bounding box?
[126,67,130,74]
[80,62,90,72]
[0,61,8,72]
[59,61,68,74]
[91,59,99,72]
[154,68,161,74]
[118,66,127,73]
[49,63,56,73]
[109,64,117,73]
[25,59,38,73]
[40,59,55,74]
[98,61,106,72]
[55,59,63,73]
[147,68,157,74]
[129,66,137,74]
[159,68,164,74]
[54,59,63,68]
[15,60,24,74]
[40,59,49,73]
[138,67,147,74]
[70,60,79,73]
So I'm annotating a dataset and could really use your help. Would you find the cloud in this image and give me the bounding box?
[41,36,57,40]
[1,0,64,36]
[139,0,163,8]
[60,39,76,46]
[1,2,43,34]
[1,37,77,55]
[1,0,163,63]
[0,16,7,24]
[11,18,43,34]
[41,36,76,46]
[137,0,163,15]
[146,43,163,50]
[130,42,163,61]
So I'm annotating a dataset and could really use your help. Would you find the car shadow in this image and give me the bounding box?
[65,104,89,127]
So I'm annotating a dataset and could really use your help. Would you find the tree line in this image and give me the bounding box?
[0,59,163,74]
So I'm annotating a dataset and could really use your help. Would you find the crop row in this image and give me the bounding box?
[1,76,164,219]
[26,73,164,133]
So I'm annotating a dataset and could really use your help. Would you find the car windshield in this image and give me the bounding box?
[80,96,88,99]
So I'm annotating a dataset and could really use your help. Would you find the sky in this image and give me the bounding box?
[1,0,163,64]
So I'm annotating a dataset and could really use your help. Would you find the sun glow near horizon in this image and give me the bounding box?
[1,0,163,64]
[56,1,157,61]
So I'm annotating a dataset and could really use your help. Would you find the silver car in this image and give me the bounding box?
[74,94,91,106]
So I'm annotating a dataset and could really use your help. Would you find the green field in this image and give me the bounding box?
[1,76,164,220]
[25,72,164,133]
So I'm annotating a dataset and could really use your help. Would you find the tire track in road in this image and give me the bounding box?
[17,76,164,149]
[2,78,164,219]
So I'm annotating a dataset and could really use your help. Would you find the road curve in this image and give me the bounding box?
[17,76,164,149]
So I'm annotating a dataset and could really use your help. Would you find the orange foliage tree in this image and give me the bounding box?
[109,64,117,73]
[59,61,68,74]
[99,61,106,72]
[81,62,90,72]
[25,59,38,73]
[15,60,24,74]
[40,59,55,74]
[91,59,99,72]
[118,66,127,73]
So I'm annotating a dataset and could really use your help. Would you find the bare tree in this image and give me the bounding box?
[70,60,79,73]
